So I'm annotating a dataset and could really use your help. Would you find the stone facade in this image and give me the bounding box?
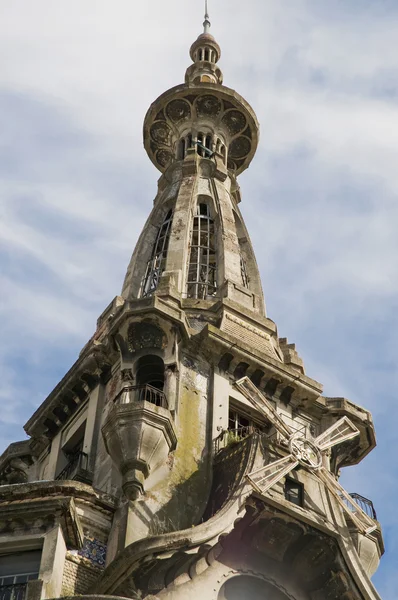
[0,13,384,600]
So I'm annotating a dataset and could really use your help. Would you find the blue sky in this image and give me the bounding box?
[1,1,397,596]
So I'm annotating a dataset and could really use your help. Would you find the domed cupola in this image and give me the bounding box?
[185,7,223,86]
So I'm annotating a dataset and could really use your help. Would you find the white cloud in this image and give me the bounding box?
[0,1,397,596]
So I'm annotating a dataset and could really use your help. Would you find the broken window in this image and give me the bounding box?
[284,477,304,507]
[186,203,217,299]
[141,209,173,298]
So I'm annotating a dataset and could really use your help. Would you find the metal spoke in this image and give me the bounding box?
[235,377,292,442]
[316,467,377,535]
[247,455,299,495]
[314,417,359,452]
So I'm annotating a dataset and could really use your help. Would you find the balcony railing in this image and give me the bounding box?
[214,426,259,453]
[55,451,90,483]
[0,583,27,600]
[348,493,377,520]
[115,384,168,409]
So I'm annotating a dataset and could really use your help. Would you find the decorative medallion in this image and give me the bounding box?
[229,136,251,159]
[222,110,246,135]
[166,99,191,123]
[128,322,166,352]
[195,95,222,117]
[150,122,171,144]
[78,537,107,568]
[289,434,322,469]
[156,149,173,168]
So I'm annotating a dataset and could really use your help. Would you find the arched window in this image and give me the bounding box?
[196,133,213,157]
[187,203,217,299]
[177,138,185,160]
[141,209,173,298]
[135,355,166,406]
[136,355,164,390]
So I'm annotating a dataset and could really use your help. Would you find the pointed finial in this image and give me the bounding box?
[203,0,211,34]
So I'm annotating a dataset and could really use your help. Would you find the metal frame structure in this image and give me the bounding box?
[235,377,378,535]
[141,209,173,298]
[187,203,217,299]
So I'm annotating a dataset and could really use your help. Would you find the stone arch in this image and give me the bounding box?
[218,574,294,600]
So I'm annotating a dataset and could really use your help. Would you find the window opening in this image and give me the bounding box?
[141,209,173,298]
[56,421,89,482]
[136,355,165,391]
[228,408,266,438]
[177,138,185,160]
[284,478,304,507]
[187,203,217,299]
[240,254,249,287]
[0,550,41,600]
[204,48,210,61]
[194,133,213,158]
[134,355,167,406]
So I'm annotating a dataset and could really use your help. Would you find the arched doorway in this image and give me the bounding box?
[218,575,291,600]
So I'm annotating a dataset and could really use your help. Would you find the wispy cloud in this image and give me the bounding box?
[0,1,397,596]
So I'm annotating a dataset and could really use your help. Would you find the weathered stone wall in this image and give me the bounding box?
[61,555,103,596]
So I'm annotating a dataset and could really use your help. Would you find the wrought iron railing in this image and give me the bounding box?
[55,451,89,481]
[348,493,377,520]
[0,583,27,600]
[214,426,258,453]
[115,384,168,409]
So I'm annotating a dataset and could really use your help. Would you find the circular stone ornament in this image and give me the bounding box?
[289,435,322,469]
[222,110,247,135]
[229,136,251,159]
[150,121,171,144]
[166,99,191,123]
[195,94,222,117]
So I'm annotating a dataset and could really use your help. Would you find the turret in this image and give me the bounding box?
[122,7,265,321]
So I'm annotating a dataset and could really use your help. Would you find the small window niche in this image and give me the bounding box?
[134,355,168,408]
[284,477,304,507]
[55,421,90,483]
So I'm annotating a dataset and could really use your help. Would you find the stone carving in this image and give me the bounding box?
[166,99,191,123]
[150,121,171,144]
[195,94,222,117]
[121,368,134,382]
[221,110,246,135]
[156,149,172,168]
[229,136,251,159]
[128,322,166,352]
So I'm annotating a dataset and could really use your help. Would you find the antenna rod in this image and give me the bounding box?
[203,0,211,34]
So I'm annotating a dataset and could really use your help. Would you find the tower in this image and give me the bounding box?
[0,8,384,600]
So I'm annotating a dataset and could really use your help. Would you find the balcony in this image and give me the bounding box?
[347,493,377,520]
[102,384,176,500]
[114,383,168,409]
[55,451,92,484]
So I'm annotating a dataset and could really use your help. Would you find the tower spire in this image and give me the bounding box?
[203,0,211,34]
